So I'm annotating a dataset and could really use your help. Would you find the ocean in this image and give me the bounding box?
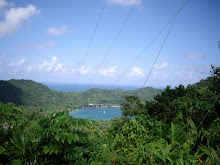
[43,82,141,92]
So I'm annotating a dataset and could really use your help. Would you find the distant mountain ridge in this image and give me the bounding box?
[0,79,161,111]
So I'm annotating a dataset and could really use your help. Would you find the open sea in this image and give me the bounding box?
[43,82,141,92]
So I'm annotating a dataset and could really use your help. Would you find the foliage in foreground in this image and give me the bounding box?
[0,66,219,164]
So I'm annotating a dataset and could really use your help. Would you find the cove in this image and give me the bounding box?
[69,107,122,120]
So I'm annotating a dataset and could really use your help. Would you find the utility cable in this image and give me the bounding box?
[111,0,191,88]
[73,0,108,91]
[87,0,140,90]
[112,0,185,150]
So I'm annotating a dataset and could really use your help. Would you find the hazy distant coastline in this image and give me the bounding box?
[42,82,165,92]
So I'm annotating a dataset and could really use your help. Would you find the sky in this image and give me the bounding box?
[0,0,219,88]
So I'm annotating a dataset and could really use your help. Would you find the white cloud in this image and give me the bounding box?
[47,24,68,36]
[108,0,141,6]
[98,66,117,76]
[27,65,33,72]
[80,66,93,74]
[0,4,40,37]
[65,65,76,73]
[28,57,80,74]
[153,62,168,69]
[127,67,144,77]
[39,56,56,71]
[54,63,64,72]
[9,58,26,67]
[35,56,65,72]
[187,53,205,60]
[36,41,56,49]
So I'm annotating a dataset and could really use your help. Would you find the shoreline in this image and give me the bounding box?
[111,106,120,108]
[71,106,120,112]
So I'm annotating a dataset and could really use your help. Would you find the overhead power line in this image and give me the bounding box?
[73,0,108,91]
[112,0,186,149]
[87,0,140,90]
[142,0,185,88]
[111,0,191,88]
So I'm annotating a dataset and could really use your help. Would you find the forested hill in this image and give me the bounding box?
[0,79,161,111]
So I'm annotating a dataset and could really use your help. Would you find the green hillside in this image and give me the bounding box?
[0,79,78,111]
[127,87,162,101]
[0,79,161,111]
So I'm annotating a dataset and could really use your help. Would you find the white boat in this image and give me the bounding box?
[103,110,106,113]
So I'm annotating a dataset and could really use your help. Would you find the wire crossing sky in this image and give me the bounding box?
[111,0,191,88]
[0,0,219,88]
[73,0,108,90]
[87,0,139,90]
[112,0,186,149]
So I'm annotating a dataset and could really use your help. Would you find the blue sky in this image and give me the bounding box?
[0,0,219,88]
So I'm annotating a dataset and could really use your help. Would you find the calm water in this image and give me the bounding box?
[69,107,122,120]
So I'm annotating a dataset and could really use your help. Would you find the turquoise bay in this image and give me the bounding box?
[69,107,122,120]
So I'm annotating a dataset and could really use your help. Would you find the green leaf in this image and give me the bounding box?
[112,133,119,150]
[43,146,50,154]
[10,134,29,156]
[55,134,61,142]
[72,134,79,142]
[0,145,5,154]
[12,159,22,165]
[66,133,73,144]
[61,134,66,143]
[187,118,197,134]
[43,144,60,155]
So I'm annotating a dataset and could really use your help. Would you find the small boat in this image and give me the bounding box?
[103,110,106,113]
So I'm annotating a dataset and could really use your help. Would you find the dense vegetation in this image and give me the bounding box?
[0,66,219,164]
[0,79,161,111]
